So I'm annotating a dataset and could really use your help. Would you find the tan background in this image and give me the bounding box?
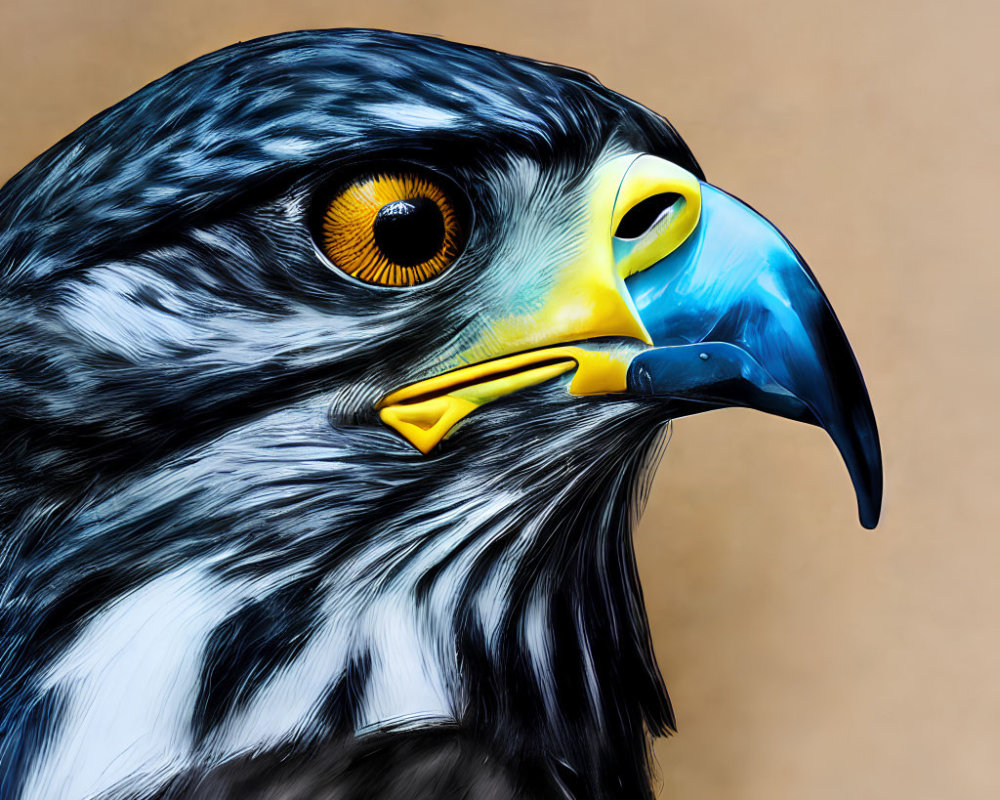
[0,0,996,797]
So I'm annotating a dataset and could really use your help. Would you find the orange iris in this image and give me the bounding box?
[320,171,464,287]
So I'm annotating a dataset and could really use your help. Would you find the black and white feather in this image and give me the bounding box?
[0,29,703,800]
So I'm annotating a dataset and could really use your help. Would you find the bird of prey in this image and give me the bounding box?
[0,28,881,800]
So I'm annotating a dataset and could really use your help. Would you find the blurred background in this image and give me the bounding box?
[0,0,995,797]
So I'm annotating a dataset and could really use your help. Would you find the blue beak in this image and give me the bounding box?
[624,184,882,529]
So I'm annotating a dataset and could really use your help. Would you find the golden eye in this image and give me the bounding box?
[319,170,465,287]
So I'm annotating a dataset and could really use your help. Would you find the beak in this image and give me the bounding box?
[376,153,881,529]
[624,184,882,528]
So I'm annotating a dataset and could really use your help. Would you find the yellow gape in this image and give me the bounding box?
[378,154,702,453]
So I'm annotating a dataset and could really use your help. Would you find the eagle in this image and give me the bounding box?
[0,29,881,800]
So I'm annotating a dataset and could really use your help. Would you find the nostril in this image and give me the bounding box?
[614,192,682,240]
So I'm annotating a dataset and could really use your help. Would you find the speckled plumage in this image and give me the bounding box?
[0,29,705,800]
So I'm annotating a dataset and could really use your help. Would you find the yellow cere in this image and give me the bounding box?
[453,154,702,369]
[609,155,701,279]
[376,153,703,453]
[321,171,463,286]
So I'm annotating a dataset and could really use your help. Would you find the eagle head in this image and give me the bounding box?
[0,29,881,800]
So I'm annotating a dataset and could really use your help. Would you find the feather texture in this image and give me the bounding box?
[0,29,700,799]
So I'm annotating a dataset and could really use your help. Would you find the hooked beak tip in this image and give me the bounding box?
[624,183,883,529]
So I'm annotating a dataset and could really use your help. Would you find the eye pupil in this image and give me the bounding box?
[318,169,465,286]
[372,197,446,267]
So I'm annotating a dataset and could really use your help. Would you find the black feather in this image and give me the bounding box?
[0,29,698,800]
